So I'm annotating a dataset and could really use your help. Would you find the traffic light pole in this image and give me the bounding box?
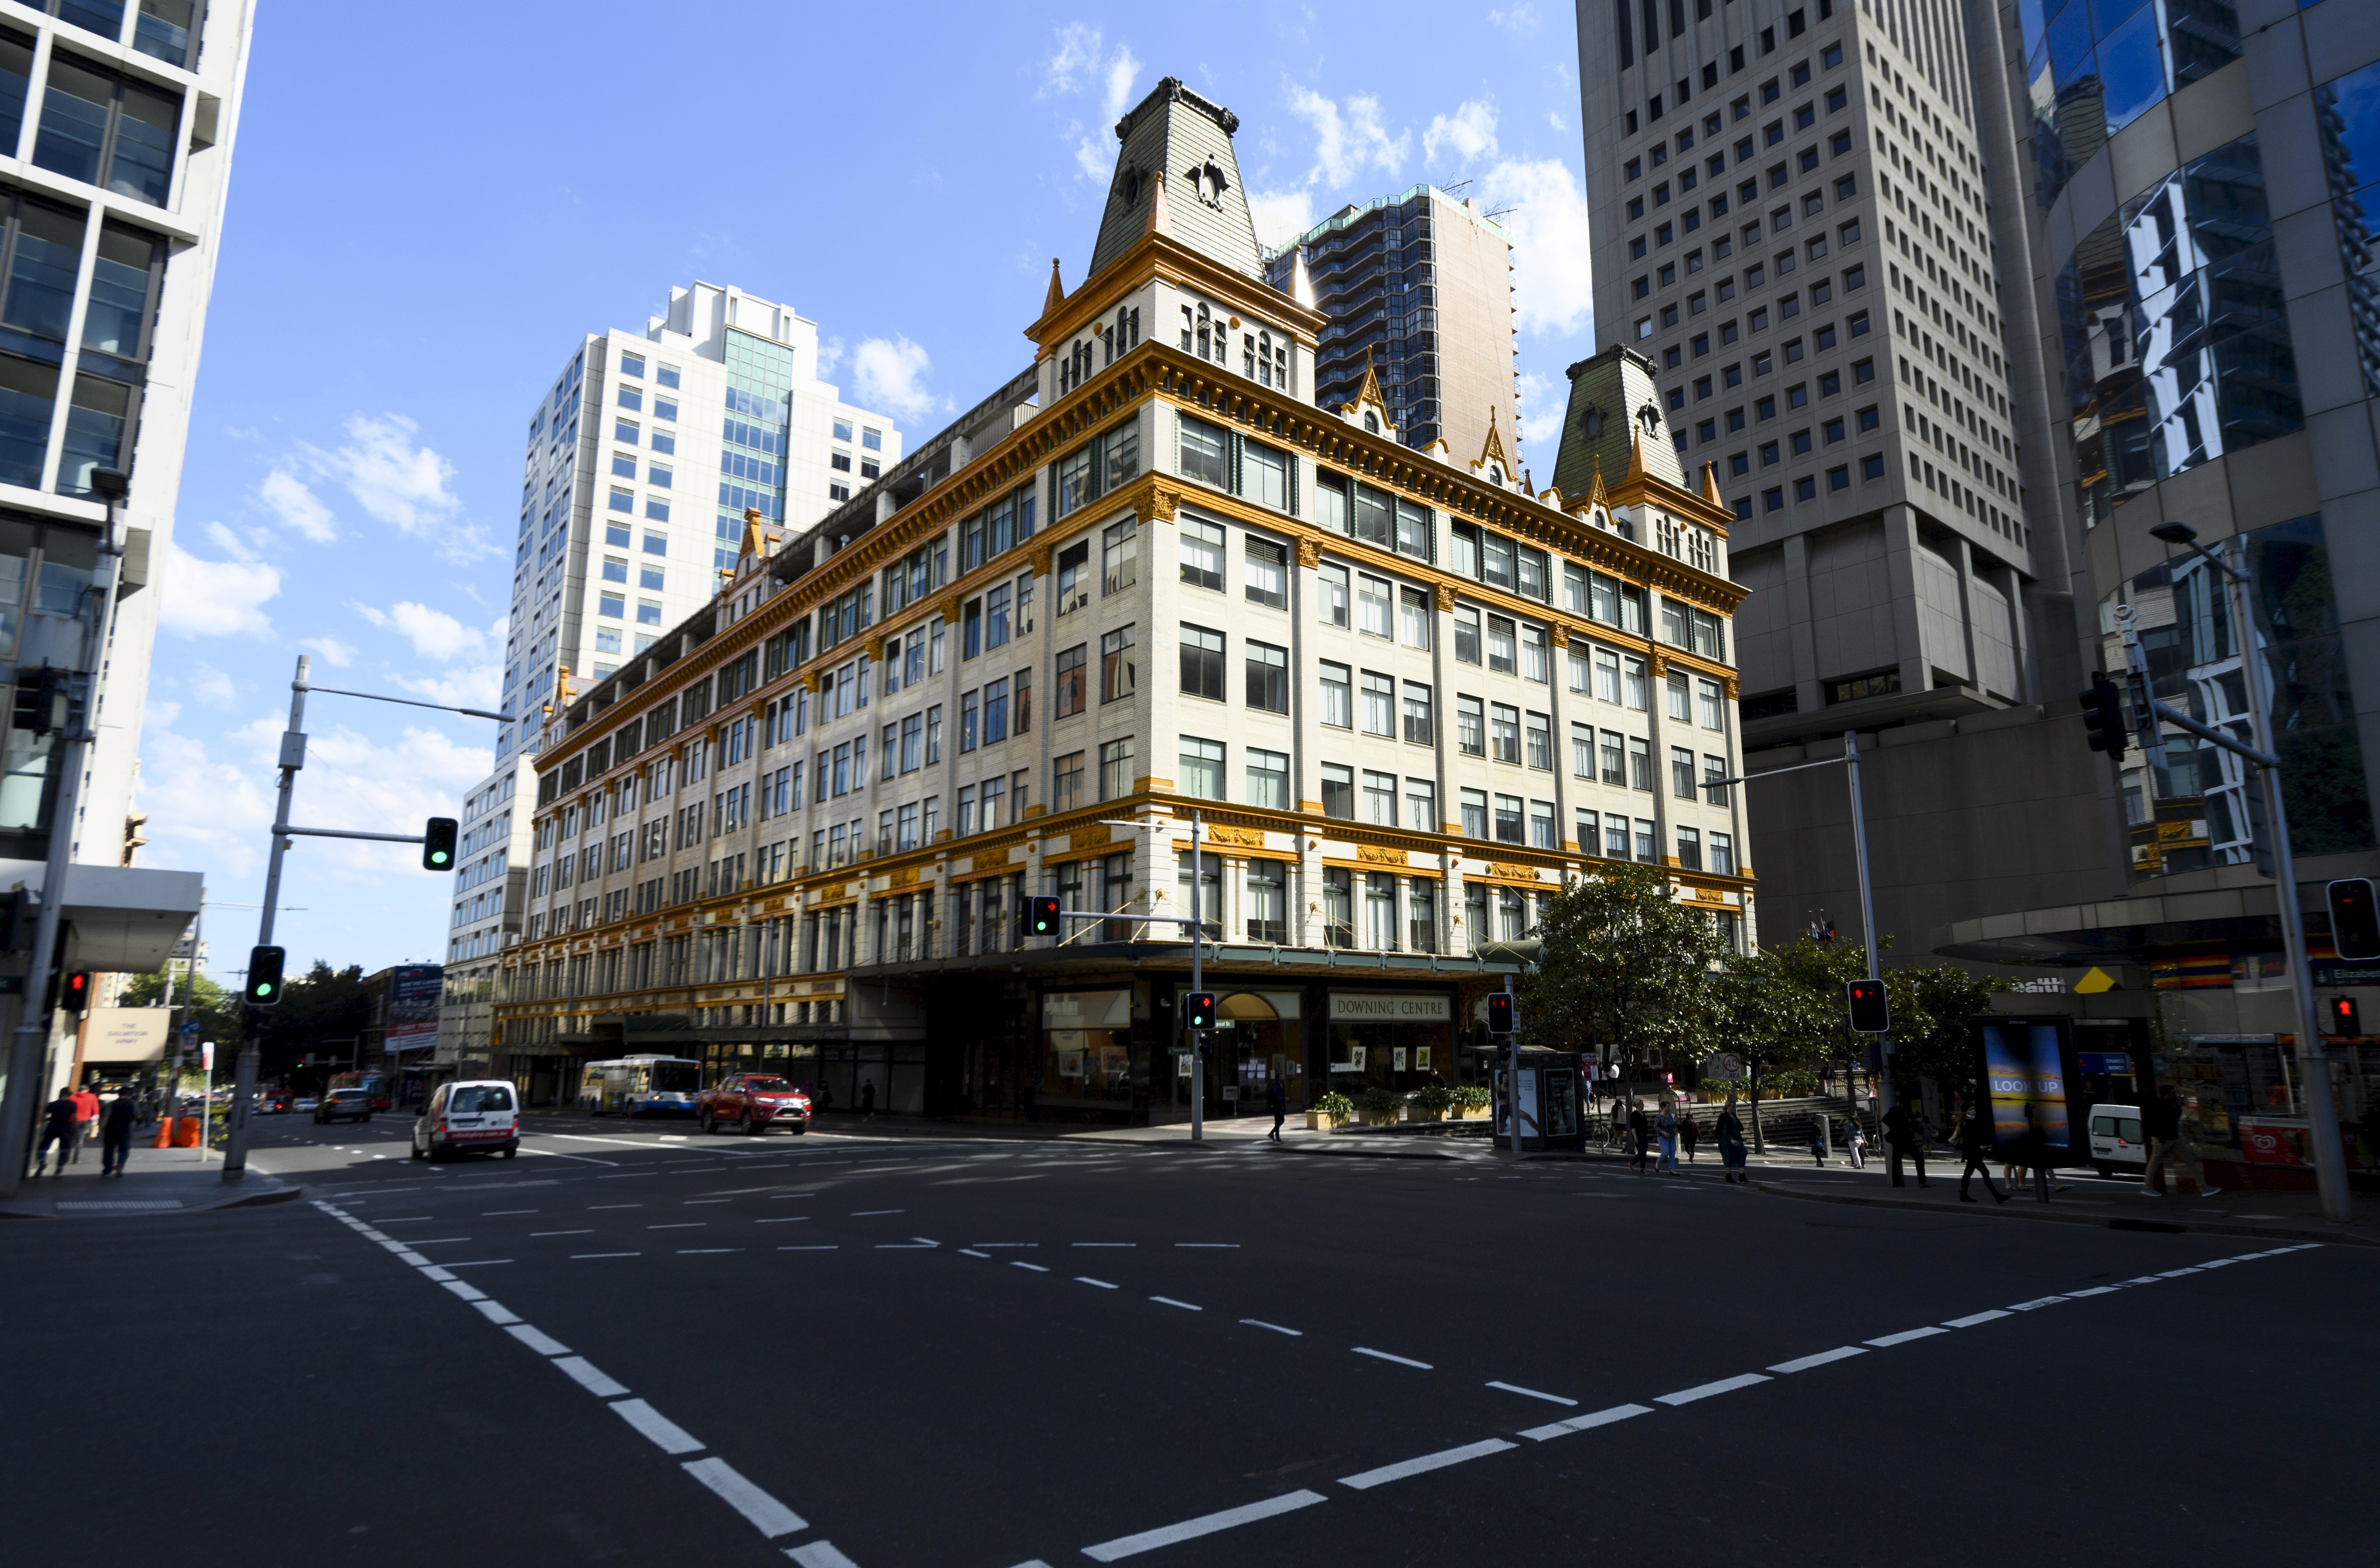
[0,477,126,1198]
[1844,730,1893,1120]
[1189,809,1203,1146]
[221,656,312,1183]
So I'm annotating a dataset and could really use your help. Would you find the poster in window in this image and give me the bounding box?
[1974,1016,2079,1166]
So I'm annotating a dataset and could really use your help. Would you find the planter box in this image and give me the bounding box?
[1408,1105,1448,1123]
[1306,1110,1348,1131]
[1359,1106,1405,1126]
[1449,1102,1491,1121]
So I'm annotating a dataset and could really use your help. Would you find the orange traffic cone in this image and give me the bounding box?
[151,1116,176,1148]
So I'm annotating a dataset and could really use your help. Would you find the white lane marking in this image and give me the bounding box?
[1075,1277,1118,1290]
[851,1208,903,1216]
[685,1198,732,1206]
[521,1149,617,1165]
[470,1300,523,1326]
[441,1260,514,1270]
[572,1252,641,1259]
[1239,1319,1302,1337]
[2155,1267,2202,1278]
[784,1542,862,1568]
[418,1266,457,1282]
[1486,1380,1577,1406]
[609,1398,704,1456]
[388,1250,430,1265]
[2008,1296,2068,1311]
[554,1357,630,1397]
[1081,1490,1329,1561]
[440,1280,489,1303]
[590,1204,644,1210]
[1012,1261,1051,1273]
[1351,1347,1431,1369]
[1769,1347,1867,1374]
[532,1229,595,1237]
[755,1217,810,1225]
[1945,1309,2011,1328]
[1654,1373,1771,1406]
[1152,1296,1202,1312]
[778,1245,838,1252]
[2065,1285,2121,1298]
[544,1133,655,1148]
[1338,1438,1516,1491]
[681,1456,808,1539]
[1519,1402,1656,1442]
[483,1209,538,1216]
[1175,1242,1238,1248]
[958,1249,990,1258]
[1866,1326,1948,1348]
[648,1223,707,1230]
[402,1237,472,1245]
[1073,1242,1134,1247]
[505,1324,571,1356]
[678,1248,743,1255]
[976,1242,1037,1249]
[378,1216,436,1223]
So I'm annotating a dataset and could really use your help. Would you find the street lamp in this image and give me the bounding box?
[2146,521,2350,1222]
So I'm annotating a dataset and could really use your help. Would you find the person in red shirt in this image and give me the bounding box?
[69,1085,100,1165]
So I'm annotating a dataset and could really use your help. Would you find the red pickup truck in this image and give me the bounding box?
[697,1074,813,1136]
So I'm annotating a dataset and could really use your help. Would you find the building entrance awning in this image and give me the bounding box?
[0,861,205,974]
[1931,885,2303,966]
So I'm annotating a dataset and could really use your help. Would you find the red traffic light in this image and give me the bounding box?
[2328,995,2361,1037]
[60,970,91,1013]
[1845,977,1889,1033]
[1487,992,1517,1034]
[2328,878,2380,962]
[1024,895,1062,937]
[1183,991,1216,1030]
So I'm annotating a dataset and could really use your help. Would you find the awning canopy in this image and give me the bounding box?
[0,860,205,974]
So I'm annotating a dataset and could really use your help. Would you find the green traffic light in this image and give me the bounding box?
[254,983,270,997]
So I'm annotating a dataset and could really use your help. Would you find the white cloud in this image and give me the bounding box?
[815,336,845,379]
[388,663,503,713]
[1041,22,1102,96]
[850,336,942,421]
[1073,133,1112,183]
[1424,98,1500,165]
[349,600,489,663]
[1481,158,1596,337]
[1287,85,1408,187]
[1514,370,1562,452]
[1043,24,1140,183]
[259,468,336,542]
[1102,43,1141,121]
[301,635,356,668]
[159,525,280,638]
[273,413,490,564]
[1248,186,1318,251]
[188,665,238,708]
[1488,3,1540,33]
[1547,109,1566,131]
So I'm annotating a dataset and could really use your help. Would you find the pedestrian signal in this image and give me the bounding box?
[2328,877,2380,962]
[1025,895,1062,937]
[60,969,91,1014]
[422,816,458,872]
[1183,991,1215,1030]
[1845,977,1889,1033]
[248,945,287,1006]
[2079,672,2129,762]
[2329,995,2362,1036]
[1487,992,1517,1035]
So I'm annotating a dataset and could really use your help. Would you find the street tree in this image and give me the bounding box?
[1518,862,1731,1074]
[1882,962,2012,1094]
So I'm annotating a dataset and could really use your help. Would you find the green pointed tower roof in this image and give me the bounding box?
[1088,78,1263,284]
[1549,344,1684,500]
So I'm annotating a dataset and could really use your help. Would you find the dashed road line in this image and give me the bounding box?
[681,1456,807,1538]
[1239,1319,1301,1336]
[1866,1326,1949,1348]
[610,1397,703,1455]
[1486,1380,1575,1406]
[1081,1490,1328,1561]
[1075,1277,1117,1289]
[1151,1296,1201,1312]
[1339,1438,1516,1491]
[1653,1373,1770,1406]
[1768,1346,1866,1374]
[1351,1347,1430,1369]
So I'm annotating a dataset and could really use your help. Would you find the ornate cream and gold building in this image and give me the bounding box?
[488,78,1750,1121]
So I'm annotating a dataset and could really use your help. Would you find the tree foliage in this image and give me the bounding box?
[1518,863,1731,1069]
[118,964,242,1050]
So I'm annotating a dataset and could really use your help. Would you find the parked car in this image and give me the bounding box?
[314,1088,374,1125]
[2088,1103,2146,1179]
[293,1096,320,1113]
[697,1074,812,1136]
[412,1080,520,1162]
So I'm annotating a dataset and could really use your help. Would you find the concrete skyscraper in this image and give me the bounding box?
[1264,186,1521,466]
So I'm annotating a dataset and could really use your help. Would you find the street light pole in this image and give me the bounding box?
[1844,730,1892,1119]
[221,655,309,1182]
[1189,808,1203,1146]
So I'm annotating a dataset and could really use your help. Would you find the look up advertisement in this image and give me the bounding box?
[1974,1016,2080,1167]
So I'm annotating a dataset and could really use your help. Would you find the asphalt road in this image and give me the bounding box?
[4,1111,2369,1567]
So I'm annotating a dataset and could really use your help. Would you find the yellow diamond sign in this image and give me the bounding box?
[2074,966,2118,994]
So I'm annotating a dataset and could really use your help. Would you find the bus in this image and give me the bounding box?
[578,1055,703,1117]
[328,1069,392,1112]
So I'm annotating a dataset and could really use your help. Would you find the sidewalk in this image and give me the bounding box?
[0,1139,302,1220]
[1755,1166,2380,1248]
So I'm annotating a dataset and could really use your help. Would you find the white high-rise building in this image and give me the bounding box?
[437,282,900,1068]
[0,1,253,872]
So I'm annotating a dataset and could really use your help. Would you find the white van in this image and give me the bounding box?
[413,1079,520,1162]
[2087,1103,2145,1179]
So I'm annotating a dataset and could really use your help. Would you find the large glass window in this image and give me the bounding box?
[0,33,31,157]
[33,56,180,206]
[1246,748,1288,810]
[2058,134,2297,531]
[1244,639,1288,713]
[0,198,84,346]
[0,355,59,487]
[2025,0,2239,206]
[63,371,137,493]
[1245,861,1288,942]
[2318,61,2380,397]
[1179,735,1224,800]
[134,1,199,67]
[1179,622,1225,701]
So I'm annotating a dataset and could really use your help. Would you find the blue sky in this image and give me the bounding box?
[148,0,1601,984]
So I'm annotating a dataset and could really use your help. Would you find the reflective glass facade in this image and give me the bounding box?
[2056,133,2298,532]
[2316,60,2380,397]
[2022,0,2244,207]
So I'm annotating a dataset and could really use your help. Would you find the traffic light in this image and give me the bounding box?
[1025,895,1062,937]
[2328,995,2362,1036]
[59,969,90,1014]
[1845,977,1889,1033]
[2328,877,2380,962]
[2079,672,2129,762]
[1487,992,1517,1036]
[248,945,287,1006]
[14,666,66,736]
[1183,991,1215,1030]
[421,816,458,872]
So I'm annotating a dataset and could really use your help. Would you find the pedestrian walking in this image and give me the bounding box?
[2139,1083,2219,1197]
[1957,1103,2006,1204]
[1883,1096,1930,1188]
[1654,1102,1679,1173]
[1716,1091,1748,1183]
[858,1078,877,1119]
[1808,1114,1829,1167]
[100,1089,136,1178]
[1844,1119,1866,1169]
[1679,1110,1700,1164]
[34,1090,78,1176]
[1628,1100,1651,1176]
[1266,1074,1287,1141]
[70,1082,100,1164]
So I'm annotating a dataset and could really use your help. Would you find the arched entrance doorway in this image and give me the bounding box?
[1205,990,1304,1117]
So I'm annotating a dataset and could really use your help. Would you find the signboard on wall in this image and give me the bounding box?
[1974,1016,2080,1167]
[81,1008,170,1064]
[1329,993,1450,1022]
[386,966,444,1046]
